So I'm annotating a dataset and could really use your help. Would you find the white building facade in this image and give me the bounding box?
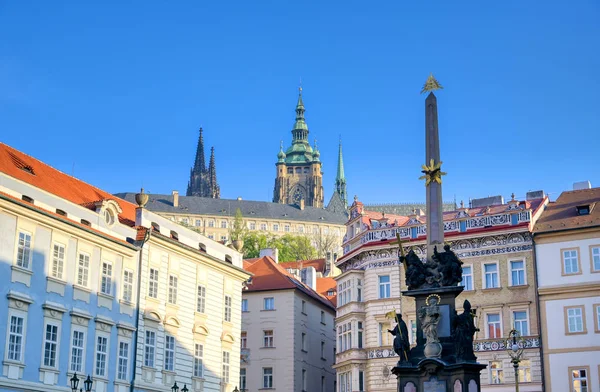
[533,187,600,392]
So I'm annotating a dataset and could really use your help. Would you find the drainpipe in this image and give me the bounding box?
[130,228,153,392]
[531,235,546,392]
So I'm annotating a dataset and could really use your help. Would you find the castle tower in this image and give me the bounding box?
[273,87,324,207]
[186,127,220,198]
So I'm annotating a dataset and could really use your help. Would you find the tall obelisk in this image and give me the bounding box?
[420,74,446,259]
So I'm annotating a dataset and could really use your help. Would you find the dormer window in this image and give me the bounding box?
[151,222,160,232]
[56,209,67,217]
[327,290,335,296]
[576,205,591,216]
[199,243,207,252]
[81,219,91,227]
[170,231,179,241]
[104,209,115,226]
[21,195,34,204]
[225,255,232,264]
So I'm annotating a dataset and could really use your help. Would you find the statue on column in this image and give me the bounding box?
[388,313,410,363]
[418,295,442,358]
[452,300,479,362]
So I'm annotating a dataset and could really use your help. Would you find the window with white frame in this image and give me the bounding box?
[164,335,175,371]
[596,305,600,332]
[148,268,159,298]
[117,340,129,380]
[298,225,304,233]
[592,246,600,272]
[357,321,363,348]
[263,330,274,347]
[224,295,232,322]
[70,329,85,372]
[260,223,267,231]
[490,361,503,384]
[338,280,352,306]
[95,335,108,377]
[241,298,248,312]
[195,219,202,227]
[339,371,352,392]
[51,243,65,279]
[357,279,362,301]
[487,313,502,338]
[197,285,206,313]
[222,351,230,384]
[193,344,203,378]
[16,231,32,269]
[570,368,588,392]
[181,218,188,225]
[378,321,392,346]
[240,369,247,390]
[249,222,256,230]
[513,311,529,336]
[262,367,273,388]
[284,224,290,232]
[462,265,473,290]
[338,322,352,351]
[208,220,215,228]
[484,263,499,288]
[567,307,584,333]
[264,297,275,310]
[563,249,579,274]
[379,275,391,298]
[101,261,113,295]
[144,330,156,367]
[241,332,247,349]
[77,252,90,287]
[273,224,279,232]
[43,323,59,368]
[168,275,178,304]
[221,220,228,229]
[7,315,24,362]
[518,359,531,382]
[510,260,526,286]
[122,270,134,302]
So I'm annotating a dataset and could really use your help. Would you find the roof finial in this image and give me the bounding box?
[511,192,516,201]
[421,73,443,94]
[299,77,302,93]
[280,140,283,149]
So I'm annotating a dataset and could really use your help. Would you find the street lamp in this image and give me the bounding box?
[233,388,239,392]
[171,382,179,392]
[70,373,93,392]
[70,373,79,392]
[181,384,188,392]
[506,329,525,392]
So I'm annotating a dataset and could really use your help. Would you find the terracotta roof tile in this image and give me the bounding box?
[279,258,326,273]
[534,187,600,233]
[0,143,137,226]
[316,277,337,307]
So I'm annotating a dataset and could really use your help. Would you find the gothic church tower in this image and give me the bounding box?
[187,127,220,198]
[273,88,324,207]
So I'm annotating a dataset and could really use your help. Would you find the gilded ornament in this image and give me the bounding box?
[421,73,443,94]
[419,158,447,185]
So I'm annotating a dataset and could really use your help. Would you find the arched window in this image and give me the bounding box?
[151,222,160,232]
[81,219,91,227]
[170,231,179,241]
[225,255,232,264]
[21,195,34,203]
[56,209,67,217]
[199,243,207,253]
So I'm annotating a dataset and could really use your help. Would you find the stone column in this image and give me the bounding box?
[425,92,444,259]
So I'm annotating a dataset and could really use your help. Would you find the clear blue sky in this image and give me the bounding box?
[1,1,599,205]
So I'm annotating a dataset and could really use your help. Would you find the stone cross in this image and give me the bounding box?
[425,89,444,259]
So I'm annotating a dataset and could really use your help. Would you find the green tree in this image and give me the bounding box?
[241,232,270,258]
[229,208,246,241]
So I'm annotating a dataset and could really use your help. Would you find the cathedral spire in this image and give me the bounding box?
[208,146,220,199]
[193,127,206,172]
[335,137,347,207]
[292,86,309,143]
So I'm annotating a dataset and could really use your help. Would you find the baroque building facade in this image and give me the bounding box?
[334,194,548,392]
[0,142,249,392]
[533,185,600,392]
[187,127,220,199]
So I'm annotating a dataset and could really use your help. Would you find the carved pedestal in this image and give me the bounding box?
[393,359,486,392]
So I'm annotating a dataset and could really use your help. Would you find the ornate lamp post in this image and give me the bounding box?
[181,384,188,392]
[70,373,93,392]
[171,382,179,392]
[506,329,525,392]
[70,373,79,392]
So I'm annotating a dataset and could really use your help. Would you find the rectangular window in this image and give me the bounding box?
[462,265,473,290]
[195,219,202,227]
[144,331,156,367]
[122,270,134,302]
[43,323,58,368]
[241,332,247,349]
[117,341,129,380]
[16,231,32,269]
[490,361,503,384]
[242,298,248,312]
[221,220,228,229]
[273,224,279,232]
[7,315,24,362]
[378,322,392,346]
[321,341,325,358]
[592,246,600,272]
[339,371,352,392]
[193,344,203,378]
[164,335,175,371]
[70,330,85,372]
[51,243,65,279]
[95,335,108,377]
[359,370,365,392]
[301,332,307,351]
[338,322,352,351]
[264,297,275,310]
[222,351,230,384]
[168,275,178,304]
[224,295,232,322]
[510,260,526,286]
[208,220,215,228]
[321,310,325,324]
[249,222,256,230]
[240,368,247,390]
[101,261,112,295]
[263,330,274,347]
[263,367,273,388]
[197,285,206,313]
[570,368,588,392]
[563,249,579,274]
[181,218,188,225]
[260,223,267,231]
[77,252,90,287]
[487,313,502,338]
[379,275,391,298]
[567,307,585,333]
[519,359,532,382]
[357,321,363,349]
[284,225,290,232]
[321,376,325,392]
[148,268,159,298]
[513,311,529,336]
[484,263,499,288]
[302,369,307,391]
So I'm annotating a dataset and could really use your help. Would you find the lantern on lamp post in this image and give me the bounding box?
[506,329,525,392]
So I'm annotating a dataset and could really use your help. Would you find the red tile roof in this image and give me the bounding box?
[0,143,137,226]
[316,277,337,307]
[279,258,326,273]
[534,187,600,233]
[244,256,335,309]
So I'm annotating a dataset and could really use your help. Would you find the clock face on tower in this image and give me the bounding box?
[293,187,305,204]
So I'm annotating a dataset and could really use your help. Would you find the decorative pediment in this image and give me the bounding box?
[143,309,162,323]
[221,332,235,344]
[193,323,209,336]
[164,315,180,328]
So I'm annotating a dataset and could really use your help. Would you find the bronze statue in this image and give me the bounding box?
[402,249,427,290]
[433,244,463,287]
[388,313,410,362]
[452,300,479,362]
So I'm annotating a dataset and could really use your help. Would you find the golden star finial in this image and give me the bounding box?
[418,158,447,185]
[421,73,443,94]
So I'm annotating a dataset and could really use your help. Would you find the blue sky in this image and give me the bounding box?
[1,1,599,206]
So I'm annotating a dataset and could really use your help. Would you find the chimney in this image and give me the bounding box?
[573,181,592,191]
[259,248,279,263]
[300,198,305,210]
[172,190,179,207]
